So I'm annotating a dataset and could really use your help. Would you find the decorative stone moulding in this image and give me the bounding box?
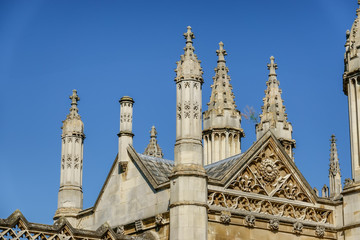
[134,220,143,232]
[220,211,231,224]
[245,215,255,228]
[315,225,325,238]
[116,226,125,235]
[207,191,332,224]
[269,218,279,231]
[293,222,303,234]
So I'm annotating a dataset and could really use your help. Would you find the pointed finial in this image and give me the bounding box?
[70,89,80,106]
[267,56,278,76]
[216,41,227,62]
[150,125,157,138]
[183,26,195,44]
[331,134,336,143]
[66,89,81,120]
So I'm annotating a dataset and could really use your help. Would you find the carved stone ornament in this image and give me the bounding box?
[245,215,255,228]
[259,158,279,182]
[344,178,354,188]
[315,225,325,238]
[293,222,303,234]
[119,161,128,173]
[116,226,125,235]
[220,211,231,224]
[155,214,164,226]
[269,218,279,231]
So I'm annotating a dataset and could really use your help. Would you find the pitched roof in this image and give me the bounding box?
[205,153,244,180]
[136,153,173,185]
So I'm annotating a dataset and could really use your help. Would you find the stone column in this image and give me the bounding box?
[170,26,208,240]
[118,96,134,172]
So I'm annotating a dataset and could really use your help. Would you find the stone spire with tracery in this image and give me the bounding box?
[256,56,295,159]
[329,134,342,198]
[55,89,85,224]
[170,26,207,240]
[203,42,244,165]
[144,126,164,158]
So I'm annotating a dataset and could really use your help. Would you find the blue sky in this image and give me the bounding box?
[0,0,357,224]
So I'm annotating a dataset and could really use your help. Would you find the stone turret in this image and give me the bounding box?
[342,3,360,238]
[256,56,295,158]
[170,26,208,240]
[118,96,134,172]
[55,90,85,223]
[329,135,342,198]
[202,42,244,165]
[144,126,163,158]
[344,1,360,183]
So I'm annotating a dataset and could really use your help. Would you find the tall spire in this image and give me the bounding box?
[329,135,342,197]
[203,42,244,165]
[206,42,237,112]
[144,126,164,158]
[256,56,295,158]
[174,26,203,83]
[55,89,85,223]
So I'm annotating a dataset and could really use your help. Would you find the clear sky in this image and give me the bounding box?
[0,0,357,225]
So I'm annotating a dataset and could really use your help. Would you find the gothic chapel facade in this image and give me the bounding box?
[3,3,360,240]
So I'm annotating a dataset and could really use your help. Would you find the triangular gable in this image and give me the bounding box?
[217,130,318,204]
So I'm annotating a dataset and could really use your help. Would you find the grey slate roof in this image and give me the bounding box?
[204,153,244,180]
[136,152,244,185]
[137,153,174,185]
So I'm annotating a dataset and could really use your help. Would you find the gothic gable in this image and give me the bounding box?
[206,130,318,204]
[226,140,313,203]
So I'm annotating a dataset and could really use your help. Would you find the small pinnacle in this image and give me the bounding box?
[331,134,336,143]
[267,56,278,76]
[184,26,194,43]
[216,41,227,62]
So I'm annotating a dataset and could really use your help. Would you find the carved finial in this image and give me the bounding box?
[70,89,80,107]
[67,89,80,119]
[150,125,157,138]
[267,56,278,76]
[183,26,194,44]
[216,41,227,62]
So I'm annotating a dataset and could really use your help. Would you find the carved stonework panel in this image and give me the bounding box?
[207,191,332,224]
[226,144,311,203]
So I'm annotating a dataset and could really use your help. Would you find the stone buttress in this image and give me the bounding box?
[342,2,360,239]
[170,26,208,240]
[55,90,85,223]
[202,42,244,165]
[256,56,295,159]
